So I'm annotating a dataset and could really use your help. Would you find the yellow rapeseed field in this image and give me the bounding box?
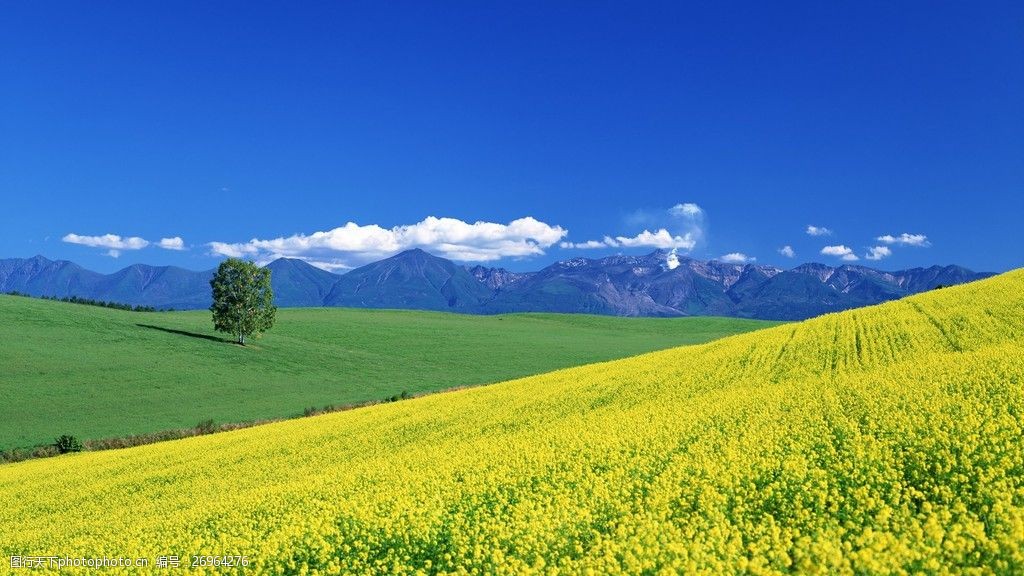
[1,270,1022,575]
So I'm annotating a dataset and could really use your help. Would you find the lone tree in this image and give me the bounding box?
[210,258,276,345]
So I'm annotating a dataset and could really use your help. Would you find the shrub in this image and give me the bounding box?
[1,449,30,463]
[196,419,217,435]
[53,435,83,454]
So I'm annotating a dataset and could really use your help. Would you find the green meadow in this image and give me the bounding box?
[0,295,777,448]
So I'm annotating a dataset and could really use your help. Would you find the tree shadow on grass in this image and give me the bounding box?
[136,324,233,344]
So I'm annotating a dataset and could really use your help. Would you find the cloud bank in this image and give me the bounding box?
[562,202,704,253]
[561,230,697,251]
[62,233,190,257]
[62,233,149,250]
[62,233,150,258]
[208,216,567,268]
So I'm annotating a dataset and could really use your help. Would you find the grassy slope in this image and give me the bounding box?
[0,296,775,448]
[0,271,1021,574]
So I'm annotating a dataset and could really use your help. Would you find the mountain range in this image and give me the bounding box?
[0,250,992,320]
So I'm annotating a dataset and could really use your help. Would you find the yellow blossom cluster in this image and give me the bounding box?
[1,270,1022,574]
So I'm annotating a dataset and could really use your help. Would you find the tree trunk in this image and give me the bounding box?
[238,333,245,345]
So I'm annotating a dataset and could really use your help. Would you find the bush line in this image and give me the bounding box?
[1,388,447,464]
[3,291,170,312]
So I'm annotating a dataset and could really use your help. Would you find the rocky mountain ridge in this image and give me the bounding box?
[0,251,993,320]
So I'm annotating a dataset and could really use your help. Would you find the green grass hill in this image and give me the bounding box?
[0,295,775,448]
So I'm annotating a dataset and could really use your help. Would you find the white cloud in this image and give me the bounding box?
[157,237,186,251]
[865,246,892,261]
[561,229,696,251]
[665,248,680,270]
[806,225,833,237]
[559,240,608,250]
[565,202,705,254]
[207,241,260,258]
[876,233,930,247]
[669,203,703,217]
[299,259,354,272]
[208,216,567,265]
[720,252,756,264]
[821,245,859,261]
[62,233,149,255]
[778,245,796,258]
[612,229,696,249]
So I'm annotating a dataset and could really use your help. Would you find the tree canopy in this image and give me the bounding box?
[210,259,276,345]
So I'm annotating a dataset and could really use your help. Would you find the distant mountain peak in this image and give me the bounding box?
[0,251,993,320]
[267,257,322,269]
[324,248,490,311]
[393,247,432,258]
[467,265,533,290]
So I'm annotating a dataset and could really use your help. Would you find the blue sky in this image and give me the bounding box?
[1,1,1021,273]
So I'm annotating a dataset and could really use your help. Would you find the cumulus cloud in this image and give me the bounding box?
[665,248,681,270]
[559,240,608,250]
[62,233,149,257]
[157,237,186,251]
[295,259,354,272]
[668,203,703,217]
[821,245,859,261]
[806,225,833,237]
[778,245,796,258]
[564,202,705,254]
[876,233,930,247]
[670,203,705,246]
[612,229,697,249]
[561,229,697,251]
[720,252,756,264]
[208,216,567,265]
[207,241,259,258]
[864,246,892,261]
